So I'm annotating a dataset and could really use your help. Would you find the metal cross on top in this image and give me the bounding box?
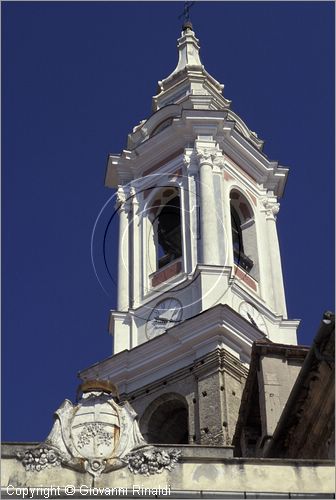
[178,1,195,26]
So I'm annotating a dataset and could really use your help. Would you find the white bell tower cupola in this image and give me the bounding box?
[104,23,299,356]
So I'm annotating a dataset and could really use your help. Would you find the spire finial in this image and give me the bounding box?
[178,1,195,31]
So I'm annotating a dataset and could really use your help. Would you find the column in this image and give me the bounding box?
[116,187,130,311]
[129,186,139,309]
[184,150,198,273]
[222,170,234,268]
[197,147,220,265]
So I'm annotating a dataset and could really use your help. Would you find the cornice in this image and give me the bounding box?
[105,109,289,197]
[79,304,264,393]
[108,264,299,343]
[120,347,249,401]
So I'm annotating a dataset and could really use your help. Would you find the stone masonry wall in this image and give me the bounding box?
[120,347,248,446]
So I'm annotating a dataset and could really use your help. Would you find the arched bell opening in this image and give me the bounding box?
[230,189,259,281]
[148,187,182,270]
[140,393,189,444]
[157,195,182,268]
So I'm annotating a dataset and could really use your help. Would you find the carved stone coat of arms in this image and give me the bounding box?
[17,380,180,478]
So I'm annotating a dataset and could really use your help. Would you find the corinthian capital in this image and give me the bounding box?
[129,186,139,207]
[183,153,191,167]
[213,156,225,169]
[116,186,126,208]
[116,186,132,213]
[196,148,225,170]
[261,197,280,220]
[196,147,218,166]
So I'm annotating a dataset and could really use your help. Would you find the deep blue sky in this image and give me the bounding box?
[2,2,334,441]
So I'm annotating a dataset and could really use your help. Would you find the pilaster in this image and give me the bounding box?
[116,186,132,311]
[129,186,140,310]
[183,149,199,273]
[261,197,287,318]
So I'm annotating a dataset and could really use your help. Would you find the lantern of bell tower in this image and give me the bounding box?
[104,23,298,354]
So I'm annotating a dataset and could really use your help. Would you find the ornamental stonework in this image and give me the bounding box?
[261,197,280,220]
[16,381,181,478]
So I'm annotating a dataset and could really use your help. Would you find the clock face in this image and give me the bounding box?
[146,298,183,340]
[239,302,268,336]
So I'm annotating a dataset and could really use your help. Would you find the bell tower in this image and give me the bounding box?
[81,23,299,447]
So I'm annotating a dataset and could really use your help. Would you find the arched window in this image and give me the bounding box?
[148,187,182,270]
[140,393,189,444]
[157,195,182,268]
[230,190,259,280]
[231,206,245,264]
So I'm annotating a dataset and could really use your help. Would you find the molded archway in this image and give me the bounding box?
[140,393,189,444]
[230,189,259,281]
